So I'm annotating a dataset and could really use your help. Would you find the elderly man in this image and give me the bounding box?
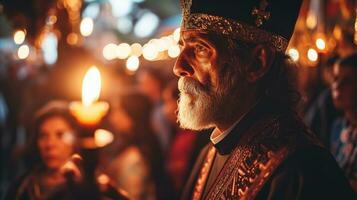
[173,0,355,199]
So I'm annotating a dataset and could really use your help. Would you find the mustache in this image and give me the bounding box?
[178,77,208,95]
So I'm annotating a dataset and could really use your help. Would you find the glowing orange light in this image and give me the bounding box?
[69,66,109,126]
[307,48,318,62]
[315,38,326,50]
[94,129,114,147]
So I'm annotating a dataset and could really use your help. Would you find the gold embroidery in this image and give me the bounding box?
[192,146,216,200]
[182,13,288,52]
[180,0,288,52]
[204,116,292,200]
[251,0,271,27]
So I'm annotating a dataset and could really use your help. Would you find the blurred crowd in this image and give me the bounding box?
[0,47,210,199]
[1,25,357,200]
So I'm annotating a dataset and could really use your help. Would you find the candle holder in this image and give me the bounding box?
[49,66,129,200]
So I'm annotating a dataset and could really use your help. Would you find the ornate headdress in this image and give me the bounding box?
[180,0,303,52]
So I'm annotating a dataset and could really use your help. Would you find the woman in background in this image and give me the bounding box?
[5,101,78,200]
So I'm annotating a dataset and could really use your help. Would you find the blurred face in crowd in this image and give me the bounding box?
[331,64,357,110]
[108,102,133,134]
[138,71,161,103]
[37,116,76,171]
[173,31,249,130]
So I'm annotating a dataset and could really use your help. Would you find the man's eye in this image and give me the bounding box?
[194,44,209,56]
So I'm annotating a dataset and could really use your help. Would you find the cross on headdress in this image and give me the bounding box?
[251,0,271,27]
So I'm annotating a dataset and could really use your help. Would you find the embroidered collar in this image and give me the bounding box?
[212,100,274,155]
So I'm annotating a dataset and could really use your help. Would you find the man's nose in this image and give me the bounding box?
[173,52,194,77]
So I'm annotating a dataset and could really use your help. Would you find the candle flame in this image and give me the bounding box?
[82,66,101,106]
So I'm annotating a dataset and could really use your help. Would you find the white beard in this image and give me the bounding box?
[177,78,217,130]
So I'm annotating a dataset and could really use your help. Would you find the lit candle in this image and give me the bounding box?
[70,66,109,127]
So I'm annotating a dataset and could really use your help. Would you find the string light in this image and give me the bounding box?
[126,56,140,71]
[17,44,30,59]
[14,30,26,45]
[103,43,117,60]
[306,11,317,30]
[116,43,131,59]
[142,43,158,60]
[168,45,181,58]
[307,48,318,62]
[130,43,143,57]
[287,48,299,62]
[173,28,181,42]
[315,38,326,50]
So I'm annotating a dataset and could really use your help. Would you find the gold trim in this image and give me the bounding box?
[192,146,216,200]
[182,13,288,52]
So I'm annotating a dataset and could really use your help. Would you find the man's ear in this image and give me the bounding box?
[246,44,276,83]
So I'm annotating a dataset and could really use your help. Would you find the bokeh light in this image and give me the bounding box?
[130,43,143,57]
[168,45,181,58]
[17,44,30,59]
[103,43,118,60]
[80,17,94,37]
[67,32,79,45]
[14,30,26,45]
[116,43,131,59]
[142,43,158,60]
[307,48,318,62]
[287,48,299,62]
[126,56,140,72]
[173,28,180,42]
[315,38,326,50]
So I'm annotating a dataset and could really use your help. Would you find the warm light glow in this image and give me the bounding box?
[315,38,326,50]
[69,66,108,126]
[46,15,57,25]
[97,174,110,185]
[17,44,30,59]
[130,43,142,57]
[116,43,131,59]
[307,48,318,62]
[173,28,181,42]
[354,12,357,45]
[94,129,114,147]
[287,48,299,62]
[80,17,94,37]
[168,45,181,58]
[153,38,168,52]
[126,56,140,71]
[14,30,26,44]
[163,36,175,47]
[103,43,118,60]
[67,32,79,45]
[82,66,101,106]
[333,25,342,40]
[142,43,158,60]
[306,11,317,30]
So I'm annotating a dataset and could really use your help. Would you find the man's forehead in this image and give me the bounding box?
[180,30,210,41]
[180,30,227,46]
